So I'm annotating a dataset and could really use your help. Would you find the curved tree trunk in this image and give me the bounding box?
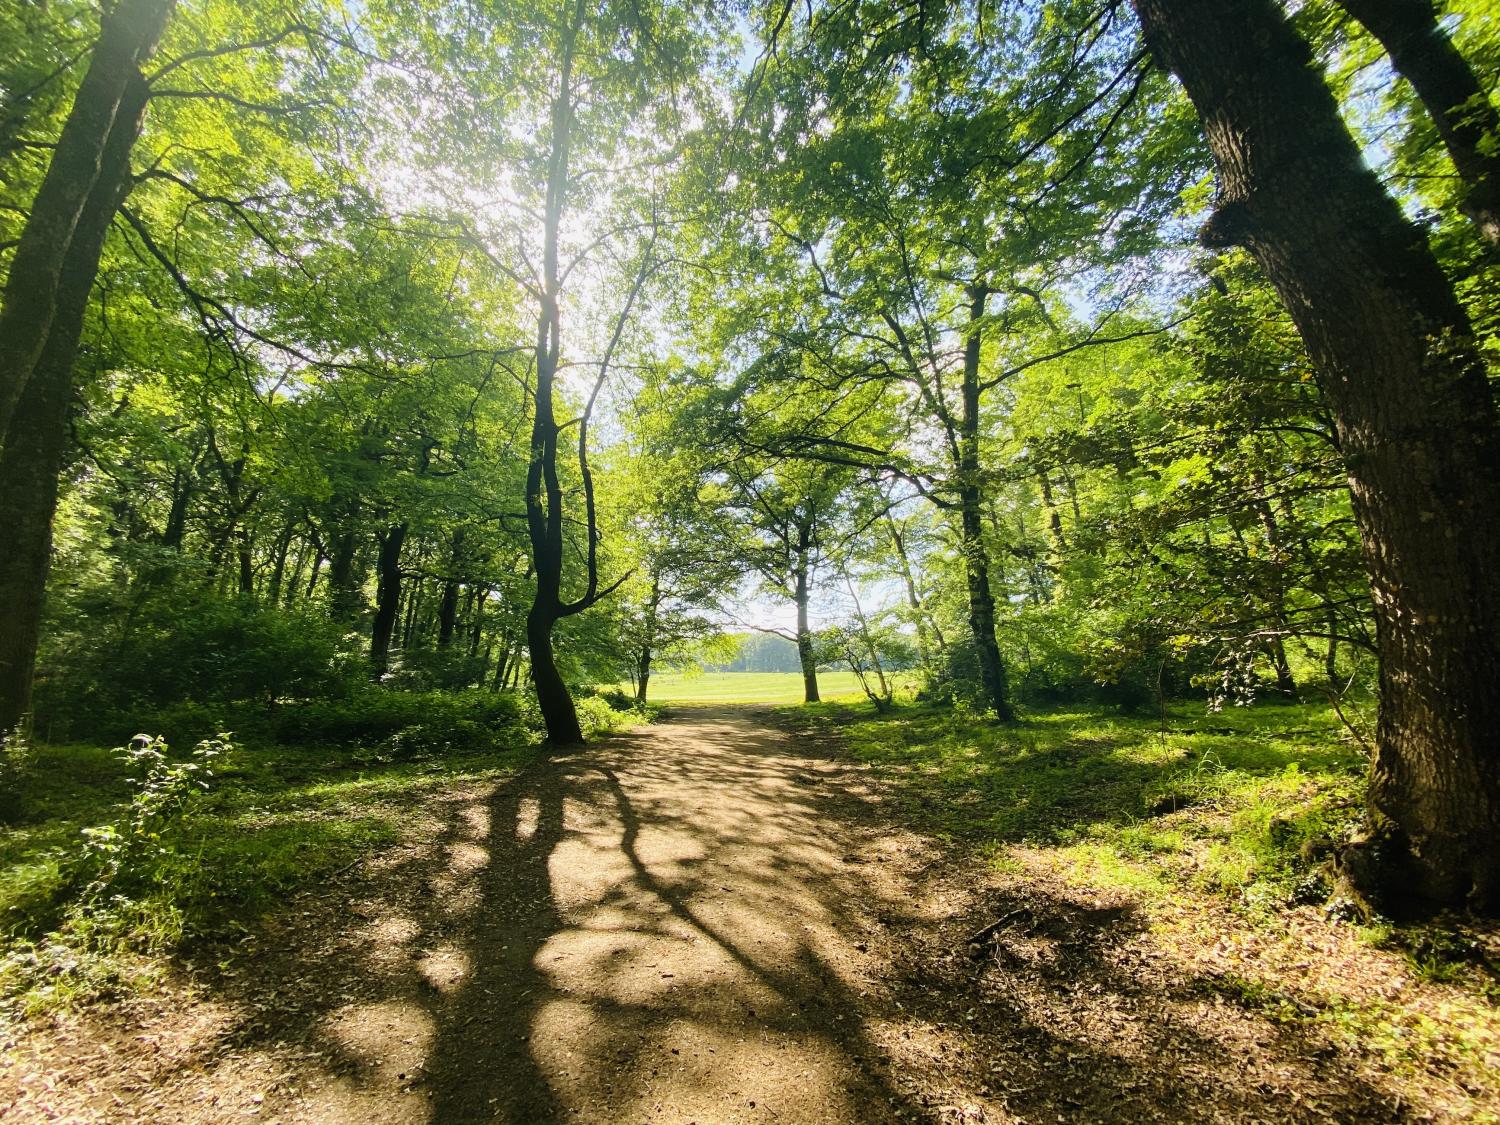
[0,0,173,437]
[0,72,151,738]
[1337,0,1500,245]
[1132,0,1500,911]
[369,522,407,679]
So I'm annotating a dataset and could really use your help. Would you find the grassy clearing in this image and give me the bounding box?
[794,696,1500,1087]
[636,670,914,704]
[0,694,643,1017]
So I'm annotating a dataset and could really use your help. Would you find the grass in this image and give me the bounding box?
[0,699,637,1016]
[635,670,912,704]
[790,694,1500,1090]
[792,697,1367,905]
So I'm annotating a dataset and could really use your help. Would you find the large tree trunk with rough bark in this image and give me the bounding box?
[0,0,173,438]
[958,288,1015,722]
[1337,0,1500,246]
[0,72,151,739]
[1132,0,1500,911]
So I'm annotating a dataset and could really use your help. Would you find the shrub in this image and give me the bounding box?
[36,596,361,739]
[271,689,528,757]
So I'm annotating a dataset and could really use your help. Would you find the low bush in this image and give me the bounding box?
[271,688,528,756]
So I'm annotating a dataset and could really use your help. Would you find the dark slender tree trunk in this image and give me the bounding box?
[437,527,465,647]
[369,522,407,679]
[634,571,661,706]
[161,466,192,549]
[467,587,487,661]
[437,580,460,647]
[1337,0,1500,245]
[326,527,361,622]
[401,575,422,648]
[635,645,653,706]
[236,531,254,597]
[521,34,589,747]
[0,70,150,738]
[0,0,173,437]
[958,287,1015,721]
[527,607,581,743]
[266,523,293,606]
[1134,0,1500,910]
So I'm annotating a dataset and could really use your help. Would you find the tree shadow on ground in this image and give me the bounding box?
[59,706,1422,1122]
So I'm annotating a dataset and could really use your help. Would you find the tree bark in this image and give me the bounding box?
[0,0,173,438]
[793,532,821,704]
[437,530,464,648]
[959,287,1015,721]
[0,71,150,738]
[1133,0,1500,910]
[369,522,407,679]
[1337,0,1500,245]
[326,526,361,622]
[634,570,661,706]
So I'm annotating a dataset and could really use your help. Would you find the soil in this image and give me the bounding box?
[1,706,1494,1122]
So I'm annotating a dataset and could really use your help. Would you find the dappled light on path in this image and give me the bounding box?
[6,707,1458,1122]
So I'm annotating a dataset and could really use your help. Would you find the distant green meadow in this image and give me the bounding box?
[630,670,901,704]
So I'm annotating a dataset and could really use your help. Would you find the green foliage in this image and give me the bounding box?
[38,592,361,731]
[0,723,540,1015]
[270,689,528,758]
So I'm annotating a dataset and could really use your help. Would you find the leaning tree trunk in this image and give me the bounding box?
[958,287,1015,722]
[0,72,150,739]
[1337,0,1500,246]
[0,0,173,438]
[369,522,407,679]
[1133,0,1500,910]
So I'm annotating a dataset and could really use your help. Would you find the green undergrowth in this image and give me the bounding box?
[0,689,646,1018]
[793,698,1368,911]
[794,697,1500,1080]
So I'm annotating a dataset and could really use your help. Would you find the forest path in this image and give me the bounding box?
[7,707,1420,1123]
[8,707,936,1123]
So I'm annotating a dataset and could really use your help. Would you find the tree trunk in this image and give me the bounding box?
[1133,0,1500,910]
[236,530,254,597]
[958,286,1015,721]
[369,522,407,679]
[437,579,460,647]
[528,606,582,744]
[634,571,661,706]
[437,527,465,647]
[887,517,942,675]
[467,587,487,660]
[0,70,150,739]
[634,645,652,706]
[266,523,293,606]
[1338,0,1500,245]
[326,527,361,622]
[794,543,820,704]
[0,0,173,438]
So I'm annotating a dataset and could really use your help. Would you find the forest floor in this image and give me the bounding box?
[4,705,1499,1123]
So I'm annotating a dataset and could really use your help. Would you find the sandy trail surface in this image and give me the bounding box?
[5,708,931,1123]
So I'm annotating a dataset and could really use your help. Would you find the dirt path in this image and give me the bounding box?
[2,707,1458,1122]
[4,707,937,1123]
